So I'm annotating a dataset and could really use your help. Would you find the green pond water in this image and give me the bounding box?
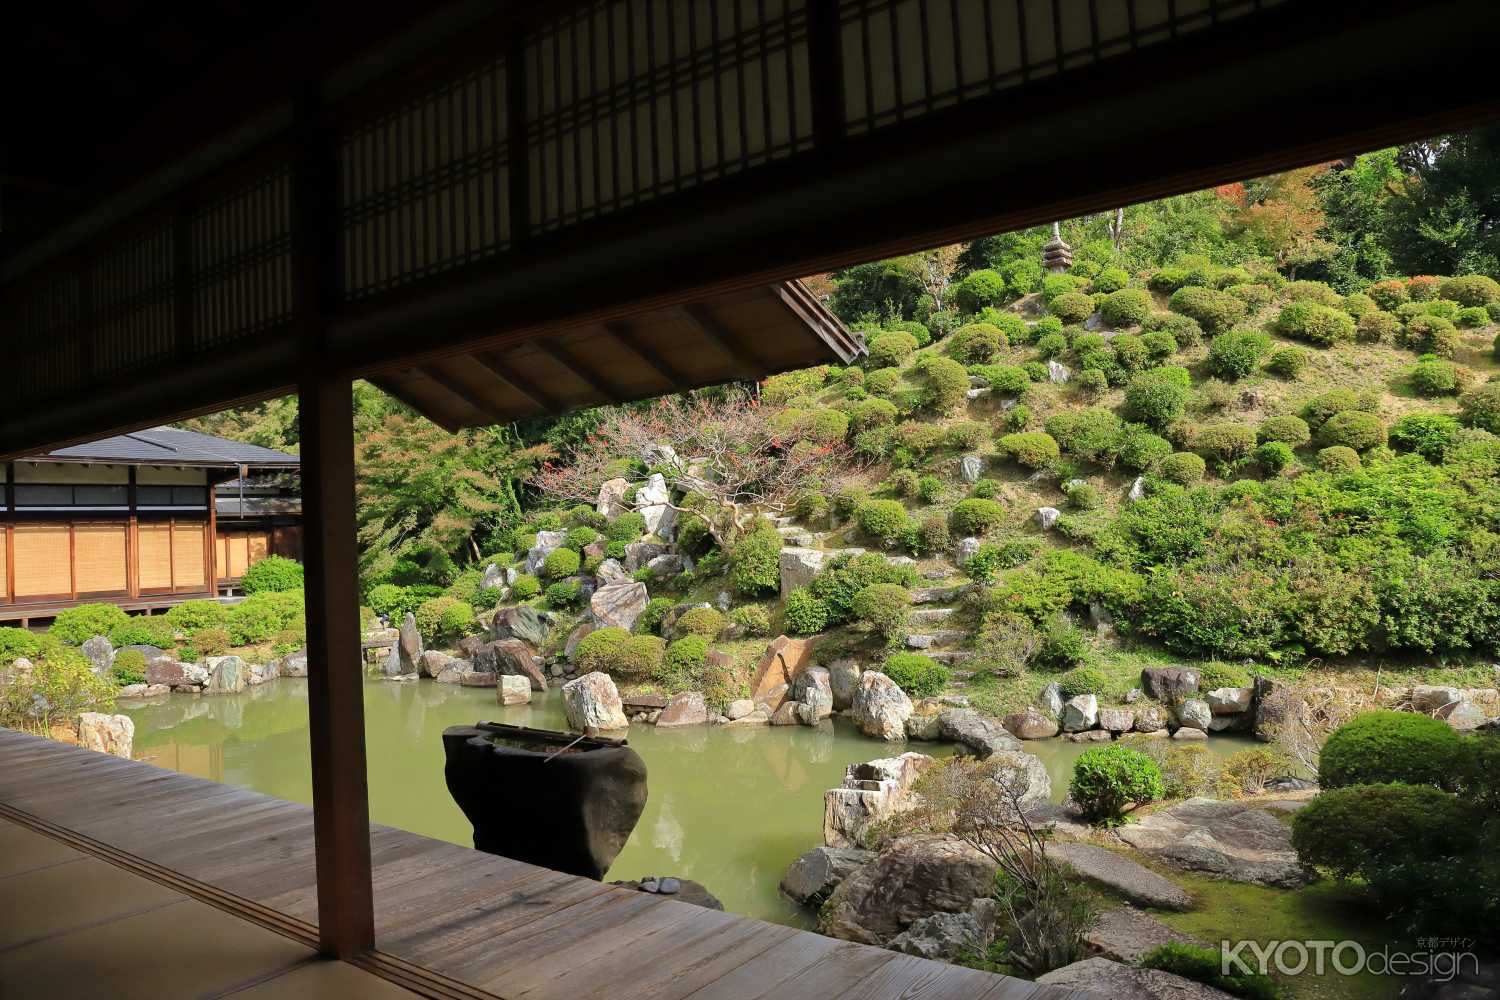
[121,677,1252,925]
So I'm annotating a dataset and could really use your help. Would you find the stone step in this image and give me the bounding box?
[911,584,970,605]
[909,608,956,626]
[928,651,974,667]
[1050,843,1195,911]
[1085,908,1209,964]
[769,515,797,527]
[904,629,967,650]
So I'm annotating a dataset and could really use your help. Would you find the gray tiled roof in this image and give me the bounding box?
[39,428,299,467]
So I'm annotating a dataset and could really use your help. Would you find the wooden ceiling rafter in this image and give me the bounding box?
[679,305,761,380]
[530,339,630,405]
[414,364,511,427]
[601,320,686,393]
[469,351,558,414]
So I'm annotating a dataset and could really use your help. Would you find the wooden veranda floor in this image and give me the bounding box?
[0,729,1091,1000]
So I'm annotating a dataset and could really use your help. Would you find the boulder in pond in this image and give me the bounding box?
[483,638,547,691]
[78,712,133,759]
[1134,705,1168,733]
[1141,666,1200,702]
[886,898,997,962]
[589,581,650,631]
[246,660,279,685]
[827,658,861,711]
[203,656,246,694]
[562,672,628,732]
[1002,708,1060,740]
[851,671,912,741]
[818,834,997,945]
[1061,694,1098,732]
[1206,686,1254,715]
[1097,707,1135,733]
[780,846,874,906]
[657,691,708,728]
[491,605,550,647]
[937,708,1023,757]
[794,666,834,722]
[823,752,934,848]
[81,636,114,677]
[749,635,814,713]
[458,669,498,687]
[725,699,755,720]
[418,650,455,679]
[1174,698,1212,731]
[145,659,207,688]
[1039,957,1238,1000]
[280,649,308,678]
[1116,797,1313,888]
[498,675,531,705]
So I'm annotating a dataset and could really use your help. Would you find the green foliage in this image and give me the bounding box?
[1110,333,1150,372]
[970,477,1001,499]
[1356,310,1401,343]
[1139,330,1179,362]
[729,522,782,596]
[1316,446,1361,472]
[921,356,972,412]
[1140,944,1282,1000]
[1292,783,1475,880]
[1058,665,1110,699]
[1092,266,1130,294]
[49,604,130,646]
[1389,412,1462,462]
[1265,346,1309,379]
[1274,301,1355,346]
[564,526,600,550]
[0,627,43,665]
[165,599,231,638]
[784,587,832,634]
[228,590,304,645]
[1409,357,1462,397]
[1402,313,1459,357]
[1064,481,1101,510]
[1035,617,1089,669]
[1206,329,1271,379]
[864,368,901,397]
[196,627,232,656]
[1124,366,1192,426]
[998,431,1060,469]
[573,627,630,671]
[1115,424,1173,471]
[728,603,772,636]
[971,364,1030,396]
[851,583,911,644]
[949,498,1007,536]
[1254,440,1294,473]
[882,653,949,697]
[1159,451,1206,484]
[953,268,1008,314]
[1049,291,1095,324]
[809,552,916,625]
[1142,311,1204,346]
[762,367,828,404]
[1459,381,1500,433]
[1098,288,1152,327]
[1366,278,1409,310]
[540,547,581,580]
[109,616,176,650]
[415,595,475,643]
[946,323,1006,364]
[1034,332,1068,359]
[241,556,304,594]
[662,636,709,681]
[916,475,944,504]
[0,644,115,732]
[914,513,951,555]
[1318,409,1386,451]
[110,648,148,686]
[1300,387,1371,430]
[856,499,913,545]
[945,420,988,451]
[1439,273,1500,306]
[1194,422,1257,461]
[1069,744,1164,824]
[604,512,647,541]
[1318,710,1462,789]
[1457,305,1490,327]
[1226,282,1275,311]
[673,607,724,640]
[1168,286,1246,333]
[510,573,541,600]
[1046,408,1124,463]
[868,330,919,367]
[1257,414,1311,447]
[1284,279,1340,305]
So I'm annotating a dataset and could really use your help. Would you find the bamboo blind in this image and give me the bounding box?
[138,522,174,590]
[0,530,8,599]
[12,524,71,598]
[216,530,272,580]
[172,521,207,589]
[247,532,269,566]
[215,535,229,580]
[74,523,127,594]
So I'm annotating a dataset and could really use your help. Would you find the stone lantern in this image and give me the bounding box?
[1042,222,1073,274]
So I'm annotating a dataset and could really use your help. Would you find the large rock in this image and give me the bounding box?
[1439,700,1489,731]
[954,536,982,563]
[145,659,208,688]
[596,478,630,519]
[938,708,1024,757]
[780,846,875,906]
[246,660,279,685]
[562,672,628,731]
[886,898,998,961]
[479,562,504,594]
[1049,843,1194,911]
[778,547,825,600]
[203,656,246,694]
[458,668,499,687]
[1047,359,1071,383]
[1142,666,1200,702]
[418,650,455,679]
[1134,705,1168,733]
[1206,686,1255,715]
[1128,475,1147,502]
[1085,906,1207,963]
[657,691,709,728]
[1061,694,1098,732]
[589,581,650,631]
[1003,708,1060,740]
[77,712,134,759]
[639,502,677,540]
[1098,708,1135,733]
[1175,698,1212,732]
[1034,506,1061,530]
[819,835,998,945]
[644,553,685,579]
[749,635,815,713]
[1411,684,1465,713]
[394,613,422,675]
[959,454,983,483]
[635,471,670,506]
[524,530,567,574]
[563,622,597,661]
[1038,681,1064,719]
[794,666,834,722]
[1039,958,1239,1000]
[491,605,550,647]
[823,752,934,848]
[280,649,309,678]
[81,636,114,677]
[828,659,862,710]
[595,558,628,585]
[623,541,668,572]
[478,638,548,691]
[498,674,532,706]
[1117,797,1313,887]
[851,671,912,741]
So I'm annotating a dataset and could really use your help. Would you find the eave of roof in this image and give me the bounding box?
[30,428,299,468]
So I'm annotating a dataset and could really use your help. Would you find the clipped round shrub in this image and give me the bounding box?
[111,648,148,686]
[1274,301,1355,346]
[728,604,773,636]
[564,526,600,551]
[914,513,950,555]
[1319,710,1463,790]
[49,604,130,646]
[953,268,1008,314]
[1291,783,1476,883]
[196,628,232,657]
[1284,279,1340,305]
[1124,366,1192,426]
[1459,381,1500,434]
[1115,425,1173,471]
[510,573,541,600]
[1254,440,1294,473]
[614,634,666,679]
[850,397,900,431]
[1045,408,1125,463]
[1319,410,1386,451]
[856,499,912,546]
[110,615,176,650]
[1034,332,1068,359]
[1099,288,1152,327]
[889,469,919,498]
[882,653,949,697]
[1265,346,1309,378]
[415,595,466,643]
[916,475,944,504]
[946,323,1006,364]
[673,606,724,640]
[662,635,709,681]
[1317,446,1361,473]
[633,597,674,636]
[864,368,901,398]
[851,583,911,644]
[1159,451,1206,484]
[783,588,832,634]
[922,356,971,412]
[1058,665,1110,699]
[1407,275,1442,301]
[1139,330,1178,363]
[1049,291,1095,325]
[949,498,1007,535]
[1226,282,1275,311]
[730,523,782,596]
[1070,744,1165,824]
[1065,481,1102,510]
[1092,266,1130,294]
[227,590,303,645]
[540,547,581,580]
[1403,314,1458,357]
[1439,274,1500,307]
[967,480,999,503]
[1142,311,1204,346]
[868,330,919,367]
[1409,358,1462,397]
[1457,305,1490,328]
[605,511,647,542]
[893,421,944,454]
[1194,423,1257,462]
[1366,278,1409,311]
[1390,412,1462,462]
[1356,310,1401,343]
[1300,388,1368,430]
[1168,286,1246,334]
[241,555,304,594]
[945,420,989,451]
[1257,414,1311,447]
[1074,368,1108,397]
[971,364,1030,397]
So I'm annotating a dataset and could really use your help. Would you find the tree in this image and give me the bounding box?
[916,244,965,313]
[531,388,853,550]
[1224,165,1336,275]
[1385,128,1500,276]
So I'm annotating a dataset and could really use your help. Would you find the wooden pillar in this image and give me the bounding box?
[299,374,374,958]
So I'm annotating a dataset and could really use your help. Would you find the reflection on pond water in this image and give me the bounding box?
[122,677,1252,924]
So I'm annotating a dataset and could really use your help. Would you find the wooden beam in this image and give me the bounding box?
[299,373,374,959]
[602,321,686,391]
[417,364,514,425]
[679,305,761,377]
[471,351,557,412]
[530,339,628,403]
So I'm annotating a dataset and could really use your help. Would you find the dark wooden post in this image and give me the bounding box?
[300,374,374,957]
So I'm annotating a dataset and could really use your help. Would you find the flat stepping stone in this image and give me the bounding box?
[926,650,974,666]
[911,585,970,605]
[1050,842,1195,911]
[1085,906,1206,962]
[909,608,956,626]
[1116,797,1312,888]
[1040,957,1238,1000]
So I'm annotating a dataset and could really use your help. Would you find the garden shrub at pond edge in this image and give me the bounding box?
[240,555,304,594]
[1317,710,1461,790]
[881,653,949,697]
[1069,743,1164,824]
[49,603,130,646]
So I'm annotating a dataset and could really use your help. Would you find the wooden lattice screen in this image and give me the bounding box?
[137,522,175,592]
[11,525,72,600]
[73,523,128,596]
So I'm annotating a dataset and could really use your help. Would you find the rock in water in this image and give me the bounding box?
[498,675,531,706]
[657,691,708,728]
[1206,686,1254,714]
[562,672,629,731]
[937,708,1023,757]
[81,636,114,677]
[780,846,874,906]
[851,671,912,741]
[203,656,247,694]
[1117,797,1313,887]
[1061,694,1098,732]
[418,650,455,679]
[1003,708,1060,740]
[396,613,422,674]
[828,659,862,711]
[1134,705,1168,733]
[819,835,998,945]
[78,712,133,759]
[823,752,934,848]
[1098,708,1135,733]
[794,666,834,722]
[590,581,650,631]
[1038,681,1064,719]
[485,638,548,691]
[1175,698,1212,731]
